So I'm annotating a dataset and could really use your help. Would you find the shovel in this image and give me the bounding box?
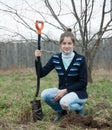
[31,20,44,122]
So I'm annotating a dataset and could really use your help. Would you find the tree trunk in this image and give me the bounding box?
[88,65,93,83]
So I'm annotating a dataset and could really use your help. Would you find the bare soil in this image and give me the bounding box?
[60,103,112,130]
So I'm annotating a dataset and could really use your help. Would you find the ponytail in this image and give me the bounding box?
[59,28,75,45]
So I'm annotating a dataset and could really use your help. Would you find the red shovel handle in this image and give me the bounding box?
[35,20,44,34]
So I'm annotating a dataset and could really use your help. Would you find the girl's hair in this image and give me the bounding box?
[59,28,75,45]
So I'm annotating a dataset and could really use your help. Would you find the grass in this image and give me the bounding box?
[0,68,112,130]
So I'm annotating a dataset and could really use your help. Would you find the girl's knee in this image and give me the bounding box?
[41,88,58,101]
[60,99,69,110]
[41,89,48,100]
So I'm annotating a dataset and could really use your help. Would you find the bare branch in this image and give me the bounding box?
[71,0,84,39]
[99,0,107,33]
[0,1,36,33]
[87,0,94,23]
[44,0,67,30]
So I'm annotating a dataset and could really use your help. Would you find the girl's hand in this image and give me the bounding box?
[53,89,67,102]
[35,49,42,57]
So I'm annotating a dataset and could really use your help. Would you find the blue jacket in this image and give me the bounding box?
[35,51,88,99]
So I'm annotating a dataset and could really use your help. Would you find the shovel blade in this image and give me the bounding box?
[30,99,43,122]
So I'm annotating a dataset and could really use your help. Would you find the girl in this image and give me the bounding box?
[35,28,88,122]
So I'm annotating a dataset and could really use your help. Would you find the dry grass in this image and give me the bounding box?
[0,67,35,75]
[92,68,112,82]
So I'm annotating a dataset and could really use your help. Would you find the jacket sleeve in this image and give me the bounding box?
[35,56,55,78]
[67,57,88,92]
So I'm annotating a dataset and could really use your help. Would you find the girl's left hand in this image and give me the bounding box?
[53,89,67,102]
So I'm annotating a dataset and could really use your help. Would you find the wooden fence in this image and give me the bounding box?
[0,41,59,69]
[0,38,112,69]
[94,38,112,69]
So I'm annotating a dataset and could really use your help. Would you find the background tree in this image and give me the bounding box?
[43,0,112,82]
[0,0,112,82]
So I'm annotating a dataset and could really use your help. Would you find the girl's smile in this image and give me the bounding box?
[60,37,74,53]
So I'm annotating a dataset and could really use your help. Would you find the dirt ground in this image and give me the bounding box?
[60,103,112,130]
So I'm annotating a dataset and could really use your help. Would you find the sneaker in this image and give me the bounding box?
[54,110,67,122]
[76,109,86,117]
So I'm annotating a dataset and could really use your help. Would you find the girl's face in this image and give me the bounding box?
[60,36,74,53]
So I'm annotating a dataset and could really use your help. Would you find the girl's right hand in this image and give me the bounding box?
[35,49,42,57]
